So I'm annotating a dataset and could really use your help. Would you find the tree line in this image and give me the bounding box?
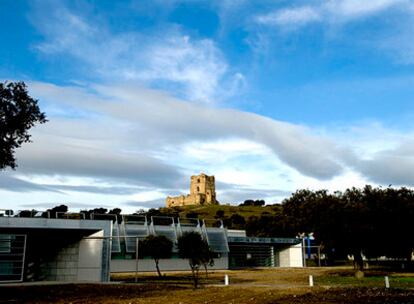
[242,186,413,269]
[281,186,414,269]
[149,186,414,269]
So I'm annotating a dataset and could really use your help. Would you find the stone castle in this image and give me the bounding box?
[166,173,218,207]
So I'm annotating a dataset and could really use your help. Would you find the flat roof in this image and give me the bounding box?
[0,217,112,237]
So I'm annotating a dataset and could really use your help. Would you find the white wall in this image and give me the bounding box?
[278,243,303,267]
[111,255,228,273]
[77,230,104,281]
[43,230,107,282]
[0,218,112,282]
[226,230,246,237]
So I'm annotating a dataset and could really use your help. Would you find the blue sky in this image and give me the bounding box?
[1,0,414,213]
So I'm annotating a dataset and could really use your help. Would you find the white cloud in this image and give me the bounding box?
[255,0,410,29]
[3,81,414,210]
[256,6,321,27]
[327,0,407,20]
[249,0,414,65]
[31,4,243,103]
[135,36,229,102]
[0,81,346,210]
[182,139,271,162]
[31,81,414,188]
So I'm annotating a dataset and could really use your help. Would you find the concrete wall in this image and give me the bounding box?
[44,242,80,281]
[42,230,107,282]
[77,230,105,281]
[278,243,303,267]
[111,255,228,273]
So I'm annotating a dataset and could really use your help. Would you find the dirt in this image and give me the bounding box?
[1,268,413,304]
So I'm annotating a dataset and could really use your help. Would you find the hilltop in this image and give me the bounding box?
[160,204,281,221]
[140,203,288,237]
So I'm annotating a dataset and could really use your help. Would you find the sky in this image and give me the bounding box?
[2,0,414,213]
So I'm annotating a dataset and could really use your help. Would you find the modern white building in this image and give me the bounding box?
[0,212,303,283]
[0,216,111,282]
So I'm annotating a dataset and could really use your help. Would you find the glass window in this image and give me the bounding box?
[0,235,11,253]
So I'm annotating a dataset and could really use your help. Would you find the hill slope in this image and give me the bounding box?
[145,204,289,237]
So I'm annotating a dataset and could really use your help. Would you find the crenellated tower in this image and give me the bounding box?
[166,173,218,207]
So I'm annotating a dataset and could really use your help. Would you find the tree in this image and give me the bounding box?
[215,209,225,218]
[200,244,215,278]
[186,211,199,219]
[18,209,37,218]
[108,208,121,215]
[281,186,414,272]
[239,199,265,206]
[47,204,68,218]
[91,207,108,215]
[230,213,246,227]
[1,81,47,170]
[140,235,173,277]
[108,208,122,223]
[240,199,255,206]
[177,231,212,288]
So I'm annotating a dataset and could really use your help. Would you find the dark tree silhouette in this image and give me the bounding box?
[140,235,173,277]
[1,81,47,170]
[91,207,108,214]
[18,209,37,218]
[108,208,122,222]
[47,204,68,218]
[186,211,199,219]
[215,209,225,218]
[200,243,215,278]
[239,199,265,206]
[230,213,246,227]
[282,186,414,272]
[108,208,122,215]
[177,231,211,288]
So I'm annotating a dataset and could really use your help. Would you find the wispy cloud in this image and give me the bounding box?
[328,0,408,20]
[134,35,233,102]
[4,0,414,212]
[28,82,347,180]
[255,0,410,28]
[22,81,414,187]
[3,80,414,210]
[256,6,321,27]
[124,198,167,210]
[0,175,61,193]
[250,0,414,65]
[31,3,243,103]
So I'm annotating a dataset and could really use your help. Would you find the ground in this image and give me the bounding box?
[1,267,413,303]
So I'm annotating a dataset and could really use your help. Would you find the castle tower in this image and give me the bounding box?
[166,173,218,207]
[190,173,216,205]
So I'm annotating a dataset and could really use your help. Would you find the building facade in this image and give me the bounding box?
[166,173,218,207]
[0,212,304,283]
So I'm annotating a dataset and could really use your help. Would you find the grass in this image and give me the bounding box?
[315,269,414,289]
[160,204,280,221]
